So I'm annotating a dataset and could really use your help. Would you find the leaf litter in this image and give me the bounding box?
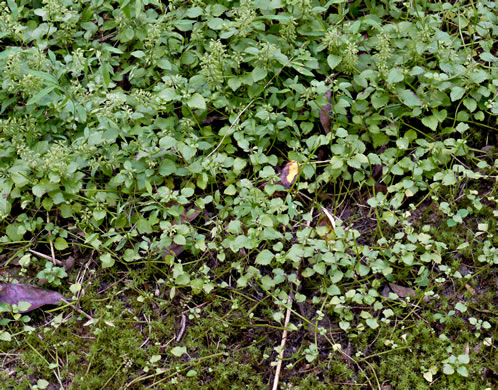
[0,282,64,313]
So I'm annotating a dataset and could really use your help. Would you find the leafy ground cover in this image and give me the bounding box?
[0,0,497,388]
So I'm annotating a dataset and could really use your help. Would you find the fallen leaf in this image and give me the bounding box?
[464,284,476,295]
[388,283,416,298]
[321,207,337,229]
[179,205,201,224]
[201,115,226,125]
[319,90,332,134]
[64,256,76,273]
[374,183,388,194]
[280,161,299,188]
[165,243,185,257]
[163,204,201,258]
[0,283,64,313]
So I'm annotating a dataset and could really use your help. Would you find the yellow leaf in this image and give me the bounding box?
[280,161,299,188]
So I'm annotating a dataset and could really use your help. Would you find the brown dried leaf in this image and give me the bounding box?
[64,256,76,273]
[319,104,332,134]
[321,207,337,229]
[0,283,64,313]
[319,91,333,133]
[388,283,416,298]
[372,164,383,180]
[163,204,201,258]
[165,243,185,257]
[179,205,201,224]
[201,115,226,125]
[464,284,476,295]
[319,90,333,134]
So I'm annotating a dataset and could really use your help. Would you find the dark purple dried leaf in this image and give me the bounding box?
[319,104,332,134]
[0,283,64,313]
[319,90,333,134]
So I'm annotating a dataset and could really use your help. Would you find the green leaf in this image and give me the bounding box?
[207,18,225,30]
[457,354,470,364]
[176,272,190,285]
[456,123,469,133]
[387,68,404,84]
[456,366,468,377]
[366,318,379,329]
[455,302,467,312]
[27,86,56,105]
[463,98,476,112]
[187,93,206,110]
[224,184,236,195]
[54,237,68,251]
[421,116,438,131]
[6,224,24,241]
[100,253,114,268]
[313,262,326,275]
[159,159,177,175]
[327,55,342,70]
[7,0,18,18]
[327,285,341,296]
[255,249,274,265]
[255,0,283,9]
[469,69,488,84]
[441,171,456,186]
[450,86,466,101]
[16,301,32,312]
[158,88,178,101]
[170,346,187,357]
[27,69,58,85]
[0,331,12,342]
[32,184,46,198]
[11,172,30,187]
[173,234,186,245]
[93,209,106,221]
[443,364,454,375]
[252,67,267,82]
[228,77,242,91]
[398,89,422,107]
[371,92,389,109]
[137,218,153,234]
[131,50,146,58]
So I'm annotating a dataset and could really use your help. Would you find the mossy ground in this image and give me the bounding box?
[1,255,495,389]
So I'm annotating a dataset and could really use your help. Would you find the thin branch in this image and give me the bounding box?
[176,314,187,342]
[28,249,63,266]
[272,295,293,390]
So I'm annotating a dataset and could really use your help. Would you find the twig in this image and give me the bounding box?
[181,301,210,314]
[272,295,293,390]
[60,298,94,322]
[47,214,57,265]
[98,33,117,42]
[176,314,187,342]
[28,249,63,266]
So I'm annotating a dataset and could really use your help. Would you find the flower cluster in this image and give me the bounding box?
[200,40,228,88]
[343,40,359,75]
[232,0,257,38]
[374,32,392,77]
[322,27,341,53]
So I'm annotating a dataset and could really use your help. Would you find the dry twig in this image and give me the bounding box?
[272,295,293,390]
